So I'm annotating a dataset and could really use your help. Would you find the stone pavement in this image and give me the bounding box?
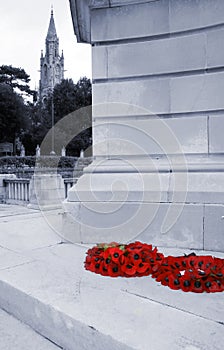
[0,204,223,350]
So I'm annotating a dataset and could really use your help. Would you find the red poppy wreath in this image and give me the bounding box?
[84,241,224,293]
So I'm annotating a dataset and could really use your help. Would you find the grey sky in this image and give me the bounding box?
[0,0,92,89]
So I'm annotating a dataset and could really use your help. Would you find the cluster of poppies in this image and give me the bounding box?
[84,241,224,293]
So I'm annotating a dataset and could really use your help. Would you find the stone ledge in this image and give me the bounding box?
[0,242,224,350]
[0,206,223,350]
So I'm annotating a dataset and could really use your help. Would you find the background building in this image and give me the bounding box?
[39,9,64,101]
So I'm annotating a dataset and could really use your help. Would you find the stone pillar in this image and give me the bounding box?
[63,0,224,251]
[0,174,16,203]
[28,173,65,211]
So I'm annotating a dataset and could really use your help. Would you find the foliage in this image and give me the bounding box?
[0,65,35,98]
[0,83,26,143]
[22,77,92,156]
[0,156,78,169]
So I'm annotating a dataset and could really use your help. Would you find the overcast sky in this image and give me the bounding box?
[0,0,92,89]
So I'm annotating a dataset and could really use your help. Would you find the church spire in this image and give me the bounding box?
[46,7,57,40]
[39,8,64,101]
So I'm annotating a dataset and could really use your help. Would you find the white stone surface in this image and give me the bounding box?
[93,34,207,80]
[91,1,169,42]
[170,72,224,113]
[67,0,224,248]
[29,174,65,210]
[209,115,224,153]
[170,0,224,33]
[0,206,62,252]
[0,309,60,350]
[204,204,224,251]
[207,28,224,68]
[106,117,208,156]
[93,78,170,115]
[0,208,223,350]
[63,200,204,248]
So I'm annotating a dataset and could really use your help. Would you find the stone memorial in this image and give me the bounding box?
[63,0,224,252]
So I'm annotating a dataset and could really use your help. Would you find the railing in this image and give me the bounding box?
[3,178,30,204]
[64,178,78,198]
[2,177,79,205]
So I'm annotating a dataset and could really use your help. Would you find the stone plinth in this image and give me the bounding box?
[64,0,224,251]
[28,173,64,211]
[0,174,16,203]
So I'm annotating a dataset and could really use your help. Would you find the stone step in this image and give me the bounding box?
[0,241,224,350]
[0,308,61,350]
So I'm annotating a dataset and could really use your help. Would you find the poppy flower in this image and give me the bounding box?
[84,242,224,293]
[109,247,124,263]
[191,280,204,293]
[180,276,193,292]
[168,274,181,291]
[107,261,122,277]
[137,262,151,275]
[121,263,137,276]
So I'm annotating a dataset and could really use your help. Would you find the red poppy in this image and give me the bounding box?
[137,262,151,275]
[107,261,122,277]
[168,274,181,291]
[179,276,193,292]
[108,247,124,263]
[84,242,224,293]
[121,263,137,276]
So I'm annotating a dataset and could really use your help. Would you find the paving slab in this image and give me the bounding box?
[0,205,62,252]
[0,204,223,350]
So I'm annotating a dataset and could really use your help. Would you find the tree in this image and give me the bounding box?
[52,79,77,123]
[74,76,92,109]
[36,77,92,156]
[0,83,26,143]
[21,101,51,155]
[0,65,34,98]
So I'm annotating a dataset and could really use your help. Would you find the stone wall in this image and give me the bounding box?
[65,0,224,251]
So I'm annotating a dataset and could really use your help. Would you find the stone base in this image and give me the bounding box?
[29,173,65,211]
[62,160,224,251]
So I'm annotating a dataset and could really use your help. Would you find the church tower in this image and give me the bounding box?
[39,9,64,100]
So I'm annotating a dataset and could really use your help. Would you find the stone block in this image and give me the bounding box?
[104,34,206,79]
[110,0,157,6]
[198,0,224,28]
[169,172,224,204]
[29,174,64,210]
[170,72,224,113]
[204,204,224,251]
[139,203,204,250]
[0,174,16,187]
[106,116,207,156]
[0,174,16,202]
[207,29,224,68]
[66,172,169,203]
[93,78,170,115]
[92,101,151,118]
[170,0,224,33]
[91,0,169,42]
[209,115,224,153]
[92,46,108,80]
[62,200,204,248]
[169,0,201,33]
[92,119,109,156]
[62,201,82,243]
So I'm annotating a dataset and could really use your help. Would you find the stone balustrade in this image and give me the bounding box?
[64,178,78,199]
[0,175,78,206]
[4,178,30,204]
